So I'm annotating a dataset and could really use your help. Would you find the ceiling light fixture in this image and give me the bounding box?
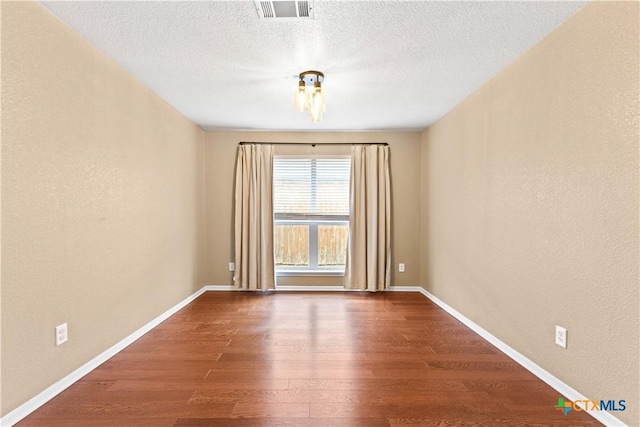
[294,70,325,123]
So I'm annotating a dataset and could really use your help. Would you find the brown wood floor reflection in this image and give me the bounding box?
[17,291,601,426]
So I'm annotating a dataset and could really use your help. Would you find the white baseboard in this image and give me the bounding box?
[386,285,420,292]
[414,287,627,427]
[206,285,348,292]
[1,285,627,427]
[275,285,415,292]
[276,285,346,291]
[202,285,236,291]
[205,284,418,292]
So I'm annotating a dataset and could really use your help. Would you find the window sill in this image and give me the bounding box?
[276,270,345,277]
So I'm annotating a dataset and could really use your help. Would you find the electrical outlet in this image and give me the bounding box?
[229,262,235,272]
[399,263,405,272]
[56,323,68,346]
[555,325,567,348]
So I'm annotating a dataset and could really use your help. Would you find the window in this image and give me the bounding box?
[273,156,350,273]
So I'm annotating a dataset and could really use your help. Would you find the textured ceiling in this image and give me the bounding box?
[40,1,587,131]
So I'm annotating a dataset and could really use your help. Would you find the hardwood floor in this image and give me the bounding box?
[17,291,601,426]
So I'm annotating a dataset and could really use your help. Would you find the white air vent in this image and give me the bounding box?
[254,1,314,19]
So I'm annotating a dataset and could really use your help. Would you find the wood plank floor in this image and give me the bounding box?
[17,291,602,426]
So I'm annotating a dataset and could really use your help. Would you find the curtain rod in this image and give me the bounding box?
[239,142,388,147]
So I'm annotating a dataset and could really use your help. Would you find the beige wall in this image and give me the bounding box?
[205,131,421,288]
[1,2,205,415]
[420,2,638,424]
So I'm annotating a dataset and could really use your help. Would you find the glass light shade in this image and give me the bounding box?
[294,82,307,112]
[294,72,325,122]
[310,87,324,122]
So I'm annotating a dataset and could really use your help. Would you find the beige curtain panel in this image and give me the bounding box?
[233,144,276,290]
[344,144,392,291]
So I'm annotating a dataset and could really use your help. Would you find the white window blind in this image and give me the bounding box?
[273,157,350,220]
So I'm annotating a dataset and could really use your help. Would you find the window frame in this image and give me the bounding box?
[273,155,350,276]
